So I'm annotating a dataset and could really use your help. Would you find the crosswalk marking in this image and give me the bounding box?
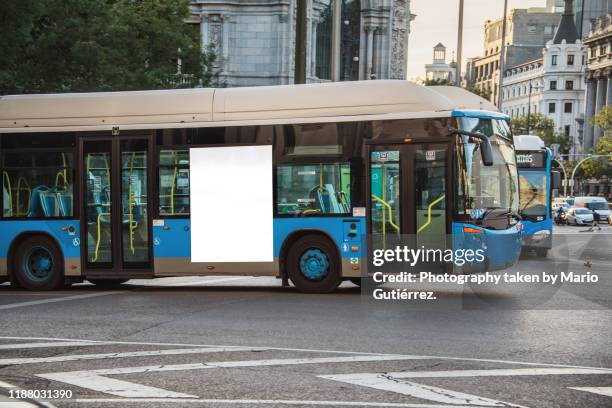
[320,374,520,407]
[37,355,423,398]
[321,367,612,407]
[72,398,492,407]
[0,346,261,366]
[568,387,612,397]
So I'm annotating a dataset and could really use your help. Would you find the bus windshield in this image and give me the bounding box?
[519,170,547,219]
[456,117,519,225]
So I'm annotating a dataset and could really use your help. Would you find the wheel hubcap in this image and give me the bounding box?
[299,249,329,281]
[23,246,54,282]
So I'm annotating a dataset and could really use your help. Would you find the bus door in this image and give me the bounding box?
[80,135,153,275]
[369,144,449,251]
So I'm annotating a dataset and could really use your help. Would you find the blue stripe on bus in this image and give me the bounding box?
[452,109,511,121]
[153,217,367,260]
[0,220,81,259]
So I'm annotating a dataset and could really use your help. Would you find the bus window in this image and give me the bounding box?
[158,149,190,216]
[1,150,74,218]
[277,163,351,215]
[282,123,342,156]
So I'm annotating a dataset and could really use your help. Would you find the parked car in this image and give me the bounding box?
[573,196,611,223]
[566,207,594,225]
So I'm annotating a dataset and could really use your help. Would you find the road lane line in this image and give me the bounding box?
[0,292,122,310]
[385,367,612,378]
[0,341,104,350]
[0,346,262,365]
[3,335,611,371]
[568,387,612,397]
[72,398,484,407]
[167,277,250,286]
[37,355,423,398]
[321,374,515,407]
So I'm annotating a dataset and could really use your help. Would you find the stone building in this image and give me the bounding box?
[424,43,456,84]
[465,7,561,105]
[502,0,586,159]
[189,0,415,87]
[583,13,612,152]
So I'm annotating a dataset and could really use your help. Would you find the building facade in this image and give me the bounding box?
[424,43,456,84]
[502,1,586,158]
[189,0,415,87]
[583,13,612,152]
[548,0,611,39]
[466,7,561,105]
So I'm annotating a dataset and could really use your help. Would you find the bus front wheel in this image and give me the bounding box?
[286,235,341,293]
[13,236,64,291]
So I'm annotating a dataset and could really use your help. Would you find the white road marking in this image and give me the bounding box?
[72,398,485,407]
[385,367,612,378]
[568,387,612,397]
[0,341,104,350]
[167,277,249,286]
[0,291,121,310]
[37,355,422,398]
[0,346,262,366]
[320,374,517,407]
[2,336,610,371]
[321,367,612,407]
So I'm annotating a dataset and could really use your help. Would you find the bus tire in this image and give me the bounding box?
[286,235,341,293]
[88,279,129,288]
[535,248,548,258]
[13,236,64,291]
[349,278,361,287]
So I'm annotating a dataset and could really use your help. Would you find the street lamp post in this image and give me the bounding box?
[569,154,612,196]
[526,81,533,134]
[552,158,568,197]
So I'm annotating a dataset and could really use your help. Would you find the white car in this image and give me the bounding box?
[566,207,594,225]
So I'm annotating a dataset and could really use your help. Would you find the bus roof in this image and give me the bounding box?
[426,86,508,120]
[513,135,546,151]
[0,80,459,132]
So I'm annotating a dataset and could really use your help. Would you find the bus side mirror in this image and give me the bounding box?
[551,171,561,190]
[479,138,494,167]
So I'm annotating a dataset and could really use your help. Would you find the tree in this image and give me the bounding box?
[0,0,216,94]
[591,105,612,138]
[581,135,612,179]
[510,113,571,153]
[423,78,450,86]
[464,84,491,101]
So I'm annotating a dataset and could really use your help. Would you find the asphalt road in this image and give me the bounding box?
[0,224,610,408]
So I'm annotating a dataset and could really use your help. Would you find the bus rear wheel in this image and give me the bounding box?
[286,235,341,293]
[13,236,64,291]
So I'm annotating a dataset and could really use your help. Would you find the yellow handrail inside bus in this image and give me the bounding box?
[16,177,31,216]
[128,152,136,255]
[2,171,13,217]
[371,194,400,234]
[303,209,321,215]
[319,163,323,192]
[92,210,110,262]
[417,195,446,235]
[170,151,178,215]
[55,153,69,188]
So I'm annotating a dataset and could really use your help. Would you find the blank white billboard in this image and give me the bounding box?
[190,145,273,262]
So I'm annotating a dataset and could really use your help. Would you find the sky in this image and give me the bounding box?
[407,0,548,80]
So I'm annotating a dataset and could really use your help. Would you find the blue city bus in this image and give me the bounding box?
[513,135,561,257]
[0,81,521,292]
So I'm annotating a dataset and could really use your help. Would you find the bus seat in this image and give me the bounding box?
[39,188,61,217]
[29,186,47,217]
[57,189,73,217]
[3,186,11,217]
